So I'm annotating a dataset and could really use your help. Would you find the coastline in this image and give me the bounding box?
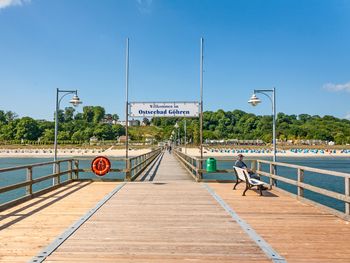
[184,148,350,158]
[0,147,349,158]
[0,148,152,158]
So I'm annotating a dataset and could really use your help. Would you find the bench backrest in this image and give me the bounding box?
[234,167,248,182]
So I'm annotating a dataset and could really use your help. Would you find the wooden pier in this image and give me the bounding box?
[1,151,350,262]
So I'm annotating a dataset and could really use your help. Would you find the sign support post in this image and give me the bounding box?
[125,38,130,180]
[199,37,204,181]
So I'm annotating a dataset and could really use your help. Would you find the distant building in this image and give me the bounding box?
[90,136,98,145]
[116,120,140,127]
[118,136,129,143]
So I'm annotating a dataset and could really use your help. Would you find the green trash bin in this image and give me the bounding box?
[206,157,217,173]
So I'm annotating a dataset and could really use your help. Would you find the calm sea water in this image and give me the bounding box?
[0,157,125,205]
[1,156,349,213]
[203,156,350,213]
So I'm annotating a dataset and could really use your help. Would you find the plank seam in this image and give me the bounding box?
[203,183,287,263]
[28,183,126,263]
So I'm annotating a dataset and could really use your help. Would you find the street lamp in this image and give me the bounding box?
[53,89,82,175]
[174,122,180,146]
[248,88,276,163]
[184,120,187,154]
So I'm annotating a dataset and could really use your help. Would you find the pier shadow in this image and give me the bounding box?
[149,152,164,181]
[252,189,279,197]
[0,181,92,231]
[139,152,164,181]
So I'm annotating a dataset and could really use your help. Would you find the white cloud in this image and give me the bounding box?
[136,0,153,14]
[0,0,30,9]
[323,81,350,92]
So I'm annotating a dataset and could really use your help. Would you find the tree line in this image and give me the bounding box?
[0,107,350,145]
[0,106,124,143]
[151,110,350,145]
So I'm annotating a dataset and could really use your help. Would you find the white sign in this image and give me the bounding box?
[129,102,200,117]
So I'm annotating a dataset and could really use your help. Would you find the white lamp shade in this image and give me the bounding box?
[248,93,261,106]
[69,95,82,107]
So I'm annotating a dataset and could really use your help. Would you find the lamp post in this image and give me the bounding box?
[174,122,179,146]
[248,88,276,163]
[184,119,187,154]
[171,130,176,146]
[53,89,82,176]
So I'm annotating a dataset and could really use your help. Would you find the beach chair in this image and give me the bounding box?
[233,167,267,196]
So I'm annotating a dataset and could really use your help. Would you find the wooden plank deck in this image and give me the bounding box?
[137,151,193,181]
[208,182,350,262]
[44,153,272,262]
[0,181,119,263]
[3,151,350,262]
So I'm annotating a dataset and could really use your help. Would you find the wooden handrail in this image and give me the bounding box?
[173,149,350,220]
[257,159,350,178]
[0,149,163,210]
[0,158,74,173]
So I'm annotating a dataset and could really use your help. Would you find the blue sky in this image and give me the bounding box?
[1,0,350,120]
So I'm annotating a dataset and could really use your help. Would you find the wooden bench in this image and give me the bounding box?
[233,166,267,196]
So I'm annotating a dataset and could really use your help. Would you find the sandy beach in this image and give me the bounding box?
[183,147,350,158]
[0,147,152,158]
[0,146,350,158]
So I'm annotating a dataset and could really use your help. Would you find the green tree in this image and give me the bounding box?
[15,117,40,140]
[112,114,119,121]
[41,129,54,142]
[83,106,94,123]
[64,107,75,122]
[93,106,105,123]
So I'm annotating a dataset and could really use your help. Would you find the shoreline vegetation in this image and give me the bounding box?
[1,108,350,147]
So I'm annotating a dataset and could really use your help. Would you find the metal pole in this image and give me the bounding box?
[272,87,276,163]
[178,127,180,146]
[185,119,187,154]
[200,37,204,161]
[53,88,59,176]
[125,38,129,177]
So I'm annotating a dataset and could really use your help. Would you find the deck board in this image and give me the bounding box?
[45,153,271,262]
[208,182,350,262]
[0,181,119,263]
[3,151,350,262]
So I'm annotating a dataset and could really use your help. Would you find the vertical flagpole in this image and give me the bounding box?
[199,37,204,180]
[125,38,129,178]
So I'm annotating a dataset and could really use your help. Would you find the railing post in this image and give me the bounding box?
[125,158,131,181]
[269,163,274,189]
[26,167,33,196]
[257,161,261,174]
[251,160,257,172]
[196,158,202,182]
[345,177,350,215]
[68,160,72,181]
[297,168,304,198]
[57,162,61,185]
[74,160,79,180]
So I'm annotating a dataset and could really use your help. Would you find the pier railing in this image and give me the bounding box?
[174,149,350,220]
[127,148,162,181]
[174,149,199,181]
[255,159,350,220]
[0,159,78,211]
[0,148,161,211]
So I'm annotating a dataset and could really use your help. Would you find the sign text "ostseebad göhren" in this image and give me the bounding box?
[129,102,200,117]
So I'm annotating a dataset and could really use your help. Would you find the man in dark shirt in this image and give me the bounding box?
[234,154,260,180]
